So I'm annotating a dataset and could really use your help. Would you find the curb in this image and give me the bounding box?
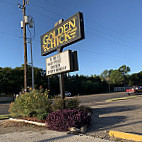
[109,130,142,141]
[106,96,137,102]
[9,118,46,127]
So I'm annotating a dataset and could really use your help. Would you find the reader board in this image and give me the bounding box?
[46,50,78,76]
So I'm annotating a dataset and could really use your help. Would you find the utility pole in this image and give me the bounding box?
[23,0,27,92]
[30,38,34,90]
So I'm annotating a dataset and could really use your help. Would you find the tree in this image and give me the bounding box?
[110,70,124,85]
[118,65,130,76]
[100,69,113,92]
[118,65,130,86]
[101,70,109,80]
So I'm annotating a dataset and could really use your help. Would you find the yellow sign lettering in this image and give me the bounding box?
[42,14,80,55]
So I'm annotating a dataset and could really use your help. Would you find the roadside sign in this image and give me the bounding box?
[41,12,84,56]
[46,50,78,76]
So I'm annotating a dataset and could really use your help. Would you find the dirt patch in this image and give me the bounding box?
[0,120,47,135]
[0,119,133,142]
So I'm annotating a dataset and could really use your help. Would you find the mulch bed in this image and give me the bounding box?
[0,120,31,127]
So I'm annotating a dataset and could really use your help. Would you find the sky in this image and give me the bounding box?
[1,0,142,76]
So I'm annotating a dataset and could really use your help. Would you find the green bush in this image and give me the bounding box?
[9,91,80,120]
[78,105,93,114]
[52,97,80,111]
[52,97,65,111]
[9,90,52,120]
[65,97,80,109]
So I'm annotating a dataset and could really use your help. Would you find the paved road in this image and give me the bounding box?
[0,92,126,115]
[79,92,126,104]
[1,92,142,141]
[0,130,111,142]
[0,103,10,115]
[86,95,142,137]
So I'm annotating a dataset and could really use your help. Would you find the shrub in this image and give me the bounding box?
[52,97,80,111]
[65,97,80,109]
[52,97,65,111]
[78,105,93,114]
[46,109,91,131]
[9,90,52,120]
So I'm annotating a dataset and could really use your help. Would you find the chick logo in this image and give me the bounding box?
[42,18,77,52]
[41,12,84,56]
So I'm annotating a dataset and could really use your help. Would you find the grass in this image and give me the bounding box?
[0,114,11,120]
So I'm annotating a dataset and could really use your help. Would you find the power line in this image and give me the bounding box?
[1,0,17,7]
[30,2,142,52]
[35,1,142,50]
[33,2,64,17]
[85,28,142,52]
[0,32,22,38]
[86,23,142,50]
[17,1,142,70]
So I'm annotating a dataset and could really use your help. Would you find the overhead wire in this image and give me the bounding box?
[21,1,142,64]
[85,27,142,53]
[86,23,142,51]
[45,0,142,50]
[30,1,142,52]
[2,0,140,65]
[1,0,16,6]
[2,0,142,54]
[0,32,22,39]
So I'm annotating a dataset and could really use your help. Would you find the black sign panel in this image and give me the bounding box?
[41,12,84,56]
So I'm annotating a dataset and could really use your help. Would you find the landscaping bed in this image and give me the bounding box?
[17,117,45,123]
[0,120,47,135]
[8,89,92,133]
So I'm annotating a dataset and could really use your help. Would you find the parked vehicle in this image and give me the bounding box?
[58,91,72,97]
[126,86,142,95]
[65,91,72,97]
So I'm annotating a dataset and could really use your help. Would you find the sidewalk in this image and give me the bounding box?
[0,129,112,142]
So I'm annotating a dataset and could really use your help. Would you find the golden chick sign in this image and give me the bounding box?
[41,12,84,56]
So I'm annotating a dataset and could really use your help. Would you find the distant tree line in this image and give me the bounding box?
[0,64,142,95]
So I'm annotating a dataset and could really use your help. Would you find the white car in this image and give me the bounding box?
[65,91,71,97]
[58,91,72,97]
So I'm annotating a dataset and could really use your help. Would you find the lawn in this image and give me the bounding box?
[0,114,11,120]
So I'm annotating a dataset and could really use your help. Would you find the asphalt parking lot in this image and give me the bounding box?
[0,103,10,115]
[0,93,142,141]
[86,95,142,137]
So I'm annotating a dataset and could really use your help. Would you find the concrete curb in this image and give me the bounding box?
[109,130,142,141]
[9,118,46,127]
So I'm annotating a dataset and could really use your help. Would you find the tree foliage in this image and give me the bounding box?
[110,70,124,85]
[0,64,142,95]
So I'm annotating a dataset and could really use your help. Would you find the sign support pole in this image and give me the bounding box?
[57,48,65,107]
[59,73,65,99]
[41,12,84,109]
[23,0,28,92]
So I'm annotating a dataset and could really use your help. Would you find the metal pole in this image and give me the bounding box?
[30,38,34,90]
[57,48,65,100]
[48,76,50,91]
[109,82,110,92]
[23,0,27,92]
[59,73,65,99]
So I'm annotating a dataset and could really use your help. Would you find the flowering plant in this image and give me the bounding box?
[46,109,91,131]
[9,89,52,120]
